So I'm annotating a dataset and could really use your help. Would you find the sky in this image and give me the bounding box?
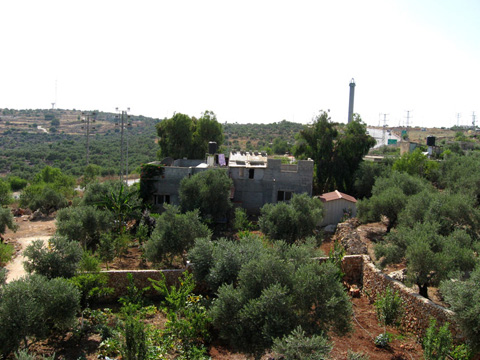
[1,0,479,128]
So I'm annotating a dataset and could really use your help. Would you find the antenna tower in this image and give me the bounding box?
[381,114,388,146]
[473,112,477,130]
[405,110,413,128]
[456,113,461,128]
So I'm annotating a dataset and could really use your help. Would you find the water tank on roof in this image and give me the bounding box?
[426,136,436,147]
[208,141,217,155]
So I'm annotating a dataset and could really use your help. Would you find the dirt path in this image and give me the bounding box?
[3,215,56,283]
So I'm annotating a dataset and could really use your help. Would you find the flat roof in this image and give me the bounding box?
[229,151,267,168]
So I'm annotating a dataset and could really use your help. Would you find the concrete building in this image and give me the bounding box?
[317,190,357,226]
[144,151,314,214]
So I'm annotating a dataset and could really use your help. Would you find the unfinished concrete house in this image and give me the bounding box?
[142,150,314,214]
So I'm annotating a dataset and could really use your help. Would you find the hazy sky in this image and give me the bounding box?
[1,0,479,128]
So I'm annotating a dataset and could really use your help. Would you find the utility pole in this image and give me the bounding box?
[81,111,97,165]
[472,112,477,130]
[456,113,461,128]
[115,107,130,184]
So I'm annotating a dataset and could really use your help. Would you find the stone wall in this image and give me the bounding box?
[101,269,187,301]
[316,255,460,339]
[361,257,459,339]
[101,255,460,339]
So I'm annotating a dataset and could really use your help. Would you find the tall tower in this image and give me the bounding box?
[348,78,355,123]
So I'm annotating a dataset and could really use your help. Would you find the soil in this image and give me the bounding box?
[3,214,56,283]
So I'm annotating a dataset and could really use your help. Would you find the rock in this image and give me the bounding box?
[323,224,337,233]
[388,268,407,282]
[30,209,43,221]
[349,284,361,298]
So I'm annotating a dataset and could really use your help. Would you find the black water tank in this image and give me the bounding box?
[426,136,436,146]
[208,141,217,154]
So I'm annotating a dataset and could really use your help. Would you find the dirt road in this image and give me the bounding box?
[3,216,56,283]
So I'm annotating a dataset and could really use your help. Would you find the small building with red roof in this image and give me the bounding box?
[317,190,357,226]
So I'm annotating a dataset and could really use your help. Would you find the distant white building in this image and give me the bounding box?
[317,190,357,226]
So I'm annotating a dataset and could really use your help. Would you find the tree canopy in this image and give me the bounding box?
[294,111,375,194]
[179,168,233,223]
[156,111,224,160]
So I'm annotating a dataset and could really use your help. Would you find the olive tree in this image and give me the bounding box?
[0,274,80,356]
[440,267,480,351]
[56,205,114,249]
[258,193,323,243]
[145,204,211,266]
[23,237,83,279]
[179,168,233,223]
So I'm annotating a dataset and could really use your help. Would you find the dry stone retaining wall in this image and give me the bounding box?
[101,255,460,339]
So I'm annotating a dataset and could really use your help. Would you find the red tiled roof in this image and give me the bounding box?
[318,190,357,203]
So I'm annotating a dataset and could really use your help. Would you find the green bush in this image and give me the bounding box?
[0,268,7,285]
[123,316,147,360]
[14,349,55,360]
[259,193,323,243]
[179,168,233,223]
[150,271,211,356]
[209,244,352,354]
[189,234,267,293]
[440,267,480,351]
[145,204,211,266]
[8,176,28,192]
[233,207,252,232]
[56,205,113,249]
[423,318,452,360]
[69,272,113,308]
[272,326,332,360]
[374,332,391,348]
[0,206,18,235]
[25,186,68,215]
[0,179,13,205]
[0,242,14,266]
[0,275,80,356]
[23,237,83,279]
[374,287,403,327]
[347,350,370,360]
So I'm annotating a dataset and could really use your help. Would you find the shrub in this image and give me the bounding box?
[423,318,452,360]
[179,168,233,223]
[150,271,211,356]
[69,272,113,308]
[209,243,352,354]
[0,268,7,285]
[123,316,147,360]
[0,206,18,235]
[189,234,267,292]
[374,287,403,327]
[0,179,13,205]
[23,237,83,279]
[347,350,370,360]
[259,193,323,243]
[233,207,253,232]
[272,326,332,360]
[0,275,80,356]
[440,267,480,351]
[26,186,68,215]
[145,205,211,266]
[0,242,14,266]
[374,332,391,348]
[56,205,113,249]
[8,176,28,192]
[14,349,55,360]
